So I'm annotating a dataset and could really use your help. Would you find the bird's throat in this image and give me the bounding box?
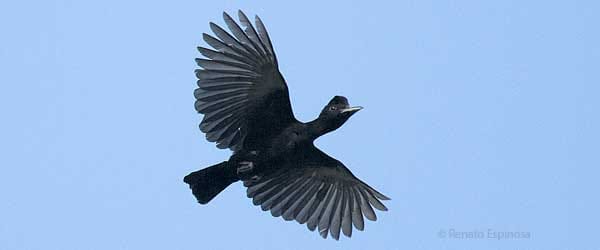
[306,118,336,140]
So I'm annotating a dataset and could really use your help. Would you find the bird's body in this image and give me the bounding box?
[184,11,389,240]
[234,119,346,178]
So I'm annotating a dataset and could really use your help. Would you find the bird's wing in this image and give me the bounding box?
[243,146,390,240]
[195,11,295,151]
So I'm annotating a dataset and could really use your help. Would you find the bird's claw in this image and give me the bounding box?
[234,151,260,180]
[237,161,254,174]
[237,161,258,181]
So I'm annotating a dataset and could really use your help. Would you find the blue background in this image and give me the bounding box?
[1,1,598,249]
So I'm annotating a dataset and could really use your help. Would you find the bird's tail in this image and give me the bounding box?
[183,161,238,204]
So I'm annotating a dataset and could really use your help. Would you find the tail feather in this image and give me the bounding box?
[184,161,238,204]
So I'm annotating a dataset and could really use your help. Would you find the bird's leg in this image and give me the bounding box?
[237,161,254,175]
[234,150,260,181]
[237,162,260,181]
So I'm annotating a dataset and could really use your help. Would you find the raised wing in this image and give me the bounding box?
[195,11,296,151]
[243,146,390,240]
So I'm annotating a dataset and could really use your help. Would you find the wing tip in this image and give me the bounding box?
[201,33,212,42]
[223,11,234,22]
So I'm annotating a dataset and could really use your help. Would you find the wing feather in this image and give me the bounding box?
[255,15,277,64]
[296,182,327,224]
[195,58,255,72]
[318,183,339,238]
[195,11,295,151]
[329,185,345,240]
[243,145,389,239]
[271,177,312,217]
[209,22,262,61]
[197,47,253,66]
[223,12,265,58]
[355,186,377,221]
[341,188,353,237]
[281,179,318,221]
[307,183,335,232]
[237,11,269,57]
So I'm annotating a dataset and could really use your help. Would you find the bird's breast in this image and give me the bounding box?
[264,128,309,157]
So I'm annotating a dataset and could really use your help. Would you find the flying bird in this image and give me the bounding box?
[184,10,389,240]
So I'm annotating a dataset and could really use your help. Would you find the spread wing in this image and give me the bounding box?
[195,11,296,151]
[243,146,390,240]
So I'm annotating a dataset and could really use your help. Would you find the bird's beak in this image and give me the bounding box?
[340,106,363,114]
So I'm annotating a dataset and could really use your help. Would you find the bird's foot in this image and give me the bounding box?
[237,161,257,180]
[237,161,254,174]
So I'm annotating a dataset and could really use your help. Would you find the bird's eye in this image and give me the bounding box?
[329,106,337,111]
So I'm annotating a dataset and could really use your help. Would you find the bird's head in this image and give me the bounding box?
[317,96,363,132]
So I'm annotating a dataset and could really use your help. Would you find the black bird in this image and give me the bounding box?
[184,10,389,240]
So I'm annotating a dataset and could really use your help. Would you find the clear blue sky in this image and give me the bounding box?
[1,0,598,249]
